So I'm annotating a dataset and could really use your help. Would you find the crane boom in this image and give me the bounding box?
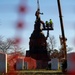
[57,0,67,59]
[57,0,67,72]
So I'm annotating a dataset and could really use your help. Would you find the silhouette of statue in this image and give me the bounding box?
[35,8,45,30]
[26,0,50,69]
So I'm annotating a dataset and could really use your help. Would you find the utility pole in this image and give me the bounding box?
[57,0,67,71]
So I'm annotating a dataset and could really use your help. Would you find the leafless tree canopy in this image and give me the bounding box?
[48,35,56,51]
[47,35,73,59]
[0,37,13,53]
[0,36,25,55]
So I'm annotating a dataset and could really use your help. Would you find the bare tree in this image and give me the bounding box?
[50,49,59,58]
[67,47,73,53]
[9,45,25,55]
[0,36,25,55]
[47,35,58,58]
[58,46,73,59]
[0,37,14,53]
[48,35,56,51]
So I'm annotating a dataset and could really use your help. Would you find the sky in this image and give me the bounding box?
[0,0,75,53]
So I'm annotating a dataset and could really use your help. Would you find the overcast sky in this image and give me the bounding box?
[0,0,75,53]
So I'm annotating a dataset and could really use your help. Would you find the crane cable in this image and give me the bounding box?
[37,0,40,10]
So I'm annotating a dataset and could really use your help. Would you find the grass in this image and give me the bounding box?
[0,70,67,75]
[15,69,65,75]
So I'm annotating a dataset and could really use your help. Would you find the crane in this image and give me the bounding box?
[57,0,67,72]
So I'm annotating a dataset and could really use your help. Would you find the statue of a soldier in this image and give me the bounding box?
[35,8,45,29]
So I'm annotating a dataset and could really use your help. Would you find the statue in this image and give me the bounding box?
[26,0,54,69]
